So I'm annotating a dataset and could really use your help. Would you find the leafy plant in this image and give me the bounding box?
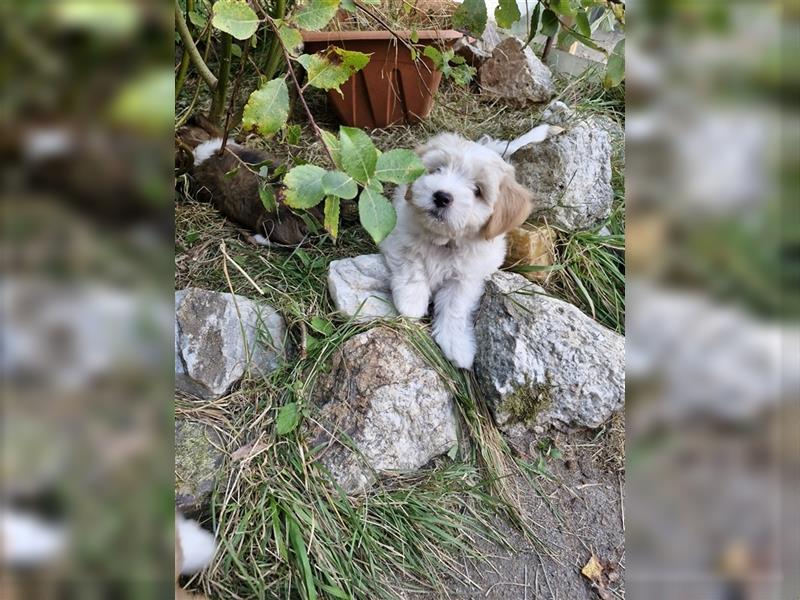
[283,126,424,244]
[176,0,624,244]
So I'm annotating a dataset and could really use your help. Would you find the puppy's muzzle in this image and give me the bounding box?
[432,191,453,208]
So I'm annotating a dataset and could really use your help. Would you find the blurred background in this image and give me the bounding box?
[626,1,798,599]
[1,0,175,596]
[1,0,797,598]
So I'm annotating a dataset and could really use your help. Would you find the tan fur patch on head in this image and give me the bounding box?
[482,173,533,240]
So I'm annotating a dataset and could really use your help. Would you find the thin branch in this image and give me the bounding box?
[175,0,217,90]
[353,0,415,53]
[209,33,233,123]
[220,40,252,154]
[266,18,336,167]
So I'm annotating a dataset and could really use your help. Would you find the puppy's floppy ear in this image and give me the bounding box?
[482,173,533,240]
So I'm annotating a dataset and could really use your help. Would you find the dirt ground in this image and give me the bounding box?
[409,420,626,600]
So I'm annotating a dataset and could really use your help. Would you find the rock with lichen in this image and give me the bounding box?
[474,272,624,431]
[175,419,224,516]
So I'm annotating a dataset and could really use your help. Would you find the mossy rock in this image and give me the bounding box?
[175,419,224,516]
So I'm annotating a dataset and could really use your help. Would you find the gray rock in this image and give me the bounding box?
[510,104,614,231]
[327,254,396,323]
[311,327,458,493]
[474,272,624,430]
[480,37,555,104]
[175,288,286,399]
[175,420,224,516]
[454,21,505,66]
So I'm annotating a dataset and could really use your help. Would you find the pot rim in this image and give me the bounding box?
[301,29,464,42]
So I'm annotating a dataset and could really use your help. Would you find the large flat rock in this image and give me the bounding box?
[474,272,624,430]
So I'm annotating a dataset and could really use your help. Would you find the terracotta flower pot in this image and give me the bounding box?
[302,30,463,128]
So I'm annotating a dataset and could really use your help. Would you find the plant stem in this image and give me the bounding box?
[174,0,217,90]
[209,33,233,124]
[541,34,554,61]
[220,40,252,154]
[175,0,194,96]
[263,17,337,167]
[263,0,287,80]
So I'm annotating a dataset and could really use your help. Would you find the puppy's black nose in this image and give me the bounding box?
[433,191,453,208]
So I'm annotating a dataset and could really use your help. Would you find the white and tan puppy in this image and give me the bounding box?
[381,125,555,369]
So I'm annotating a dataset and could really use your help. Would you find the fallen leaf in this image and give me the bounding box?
[231,439,270,462]
[581,554,603,583]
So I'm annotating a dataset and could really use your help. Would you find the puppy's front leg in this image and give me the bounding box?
[390,264,431,319]
[432,278,485,369]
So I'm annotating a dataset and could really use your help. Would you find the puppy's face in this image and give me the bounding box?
[409,134,532,240]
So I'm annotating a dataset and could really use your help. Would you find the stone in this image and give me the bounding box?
[474,271,624,430]
[454,21,505,66]
[175,419,224,516]
[479,37,555,104]
[510,103,614,231]
[311,327,458,493]
[502,223,557,283]
[175,288,286,400]
[327,254,396,323]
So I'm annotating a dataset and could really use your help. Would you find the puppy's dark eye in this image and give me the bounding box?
[473,186,482,197]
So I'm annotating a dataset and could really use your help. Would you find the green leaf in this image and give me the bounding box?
[242,78,290,137]
[604,39,625,89]
[287,517,318,600]
[297,48,370,91]
[276,402,300,435]
[576,9,591,37]
[321,170,358,199]
[259,184,277,211]
[525,3,541,45]
[320,129,342,168]
[230,43,242,57]
[423,45,442,66]
[410,28,419,43]
[550,0,575,17]
[284,164,327,208]
[358,186,396,244]
[339,126,378,183]
[374,149,425,184]
[291,0,339,31]
[540,8,559,37]
[310,316,335,335]
[284,124,302,145]
[185,230,200,244]
[452,0,487,37]
[188,9,207,28]
[108,69,173,133]
[323,196,340,239]
[278,25,303,56]
[494,0,521,29]
[211,0,259,40]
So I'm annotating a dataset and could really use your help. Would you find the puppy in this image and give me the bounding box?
[380,126,554,369]
[175,513,216,599]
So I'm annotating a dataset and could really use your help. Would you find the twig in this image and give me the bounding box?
[266,18,337,167]
[175,0,217,90]
[209,32,233,123]
[220,38,252,154]
[220,241,264,295]
[353,0,415,54]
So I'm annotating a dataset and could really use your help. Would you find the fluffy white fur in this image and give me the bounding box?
[380,128,550,369]
[176,514,216,575]
[1,508,66,567]
[192,138,243,167]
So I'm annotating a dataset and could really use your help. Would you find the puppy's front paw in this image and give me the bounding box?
[393,283,430,319]
[434,330,476,370]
